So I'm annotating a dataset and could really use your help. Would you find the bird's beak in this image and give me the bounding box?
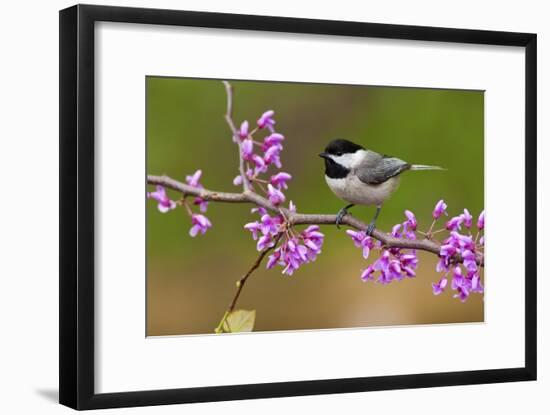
[319,152,330,159]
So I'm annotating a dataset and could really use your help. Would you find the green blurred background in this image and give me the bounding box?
[146,77,484,336]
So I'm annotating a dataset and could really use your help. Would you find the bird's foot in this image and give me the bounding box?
[366,222,376,236]
[365,205,382,236]
[335,208,350,229]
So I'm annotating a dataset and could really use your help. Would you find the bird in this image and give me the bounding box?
[319,138,444,235]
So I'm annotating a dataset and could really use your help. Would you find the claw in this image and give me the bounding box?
[335,208,347,229]
[365,205,382,236]
[335,204,354,229]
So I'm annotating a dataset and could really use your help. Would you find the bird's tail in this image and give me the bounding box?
[410,164,446,171]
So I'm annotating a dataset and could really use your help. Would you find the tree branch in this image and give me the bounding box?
[147,174,484,266]
[222,81,251,192]
[214,233,283,333]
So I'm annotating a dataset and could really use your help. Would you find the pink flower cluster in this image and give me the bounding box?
[184,170,212,237]
[232,110,292,204]
[244,206,284,252]
[238,112,327,275]
[433,205,485,302]
[146,170,212,237]
[267,223,325,276]
[348,211,419,284]
[244,204,325,276]
[346,201,484,302]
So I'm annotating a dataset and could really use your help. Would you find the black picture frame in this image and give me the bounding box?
[59,4,537,410]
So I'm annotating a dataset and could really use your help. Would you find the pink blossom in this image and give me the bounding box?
[264,145,282,168]
[432,199,448,219]
[252,154,267,174]
[461,209,472,228]
[446,215,463,231]
[239,120,249,140]
[233,175,243,186]
[462,250,477,272]
[453,282,470,302]
[346,230,374,259]
[241,139,254,160]
[189,214,212,237]
[270,172,292,190]
[185,170,202,187]
[471,272,484,293]
[262,133,284,151]
[267,184,285,205]
[257,110,275,131]
[194,198,208,213]
[451,231,475,251]
[302,225,325,261]
[402,210,418,239]
[451,266,464,290]
[251,206,267,215]
[477,210,485,230]
[257,234,275,251]
[147,185,176,213]
[243,221,262,240]
[361,265,376,282]
[432,277,448,295]
[440,243,457,258]
[404,210,417,231]
[260,213,282,236]
[391,224,402,237]
[266,250,281,269]
[288,200,297,213]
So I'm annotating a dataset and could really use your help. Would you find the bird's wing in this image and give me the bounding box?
[355,152,411,185]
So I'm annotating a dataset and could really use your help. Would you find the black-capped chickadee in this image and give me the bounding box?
[319,139,444,234]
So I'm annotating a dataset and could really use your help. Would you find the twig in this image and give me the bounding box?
[147,174,484,267]
[215,234,283,333]
[178,197,194,217]
[222,81,250,192]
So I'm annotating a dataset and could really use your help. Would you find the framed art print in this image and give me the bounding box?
[59,4,537,410]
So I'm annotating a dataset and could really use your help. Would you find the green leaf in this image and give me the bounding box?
[223,309,256,333]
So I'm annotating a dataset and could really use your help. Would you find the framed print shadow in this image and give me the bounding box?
[59,4,537,410]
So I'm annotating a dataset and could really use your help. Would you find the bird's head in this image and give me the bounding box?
[319,139,364,171]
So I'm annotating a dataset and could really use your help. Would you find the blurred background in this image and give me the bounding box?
[146,77,484,336]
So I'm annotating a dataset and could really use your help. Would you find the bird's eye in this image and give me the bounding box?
[335,152,342,156]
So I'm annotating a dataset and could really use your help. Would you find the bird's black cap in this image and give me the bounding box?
[323,139,364,156]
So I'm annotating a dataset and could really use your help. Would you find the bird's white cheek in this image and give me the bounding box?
[330,153,355,169]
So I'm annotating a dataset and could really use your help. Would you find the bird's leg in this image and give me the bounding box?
[335,204,354,229]
[366,205,382,236]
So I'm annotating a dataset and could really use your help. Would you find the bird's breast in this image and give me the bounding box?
[325,175,400,206]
